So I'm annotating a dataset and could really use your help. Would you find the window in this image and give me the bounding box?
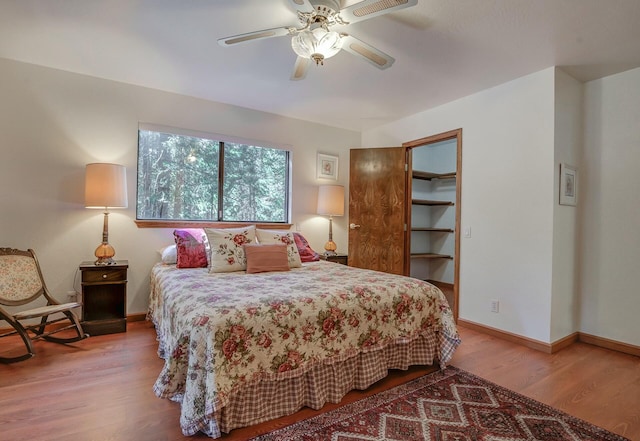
[136,126,289,223]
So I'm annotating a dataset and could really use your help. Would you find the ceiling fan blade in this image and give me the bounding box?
[339,0,418,24]
[291,56,311,80]
[218,27,291,47]
[288,0,314,13]
[339,34,394,69]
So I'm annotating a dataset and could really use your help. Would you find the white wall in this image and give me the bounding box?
[364,65,640,348]
[0,58,359,316]
[551,68,583,342]
[363,68,557,343]
[580,67,640,345]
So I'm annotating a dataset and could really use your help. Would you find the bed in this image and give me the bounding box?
[148,256,460,438]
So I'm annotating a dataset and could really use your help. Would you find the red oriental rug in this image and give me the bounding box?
[252,366,629,441]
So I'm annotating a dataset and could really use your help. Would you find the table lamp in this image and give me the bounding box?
[85,163,128,265]
[317,184,344,256]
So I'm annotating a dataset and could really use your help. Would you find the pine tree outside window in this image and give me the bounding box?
[137,126,289,223]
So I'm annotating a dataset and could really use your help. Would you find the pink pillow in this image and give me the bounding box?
[244,244,290,274]
[293,232,320,262]
[174,229,208,268]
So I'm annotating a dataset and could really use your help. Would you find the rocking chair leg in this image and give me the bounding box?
[0,321,35,364]
[35,315,48,336]
[42,311,88,344]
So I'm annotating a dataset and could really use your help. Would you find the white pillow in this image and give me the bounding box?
[204,226,256,273]
[255,229,302,268]
[158,244,177,265]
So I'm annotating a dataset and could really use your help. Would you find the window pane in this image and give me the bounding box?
[137,130,220,220]
[136,128,290,223]
[222,143,288,222]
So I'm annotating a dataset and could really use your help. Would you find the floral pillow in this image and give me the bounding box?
[255,229,302,268]
[293,232,320,262]
[205,226,256,273]
[174,229,208,268]
[244,244,290,274]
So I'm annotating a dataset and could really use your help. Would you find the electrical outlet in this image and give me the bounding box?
[490,300,499,313]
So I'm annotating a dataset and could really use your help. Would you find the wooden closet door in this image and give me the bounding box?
[348,147,407,275]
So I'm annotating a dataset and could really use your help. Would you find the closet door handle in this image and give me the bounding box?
[349,223,361,230]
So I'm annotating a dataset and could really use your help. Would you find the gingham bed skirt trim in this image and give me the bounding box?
[189,329,446,438]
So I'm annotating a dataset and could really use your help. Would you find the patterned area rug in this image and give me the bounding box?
[252,366,629,441]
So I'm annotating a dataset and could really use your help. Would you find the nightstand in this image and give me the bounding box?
[320,253,348,266]
[79,260,128,336]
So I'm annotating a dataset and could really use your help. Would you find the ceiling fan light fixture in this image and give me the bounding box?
[291,27,342,65]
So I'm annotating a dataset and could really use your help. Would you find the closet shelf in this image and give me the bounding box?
[412,199,454,206]
[410,253,453,260]
[411,227,454,233]
[412,171,456,181]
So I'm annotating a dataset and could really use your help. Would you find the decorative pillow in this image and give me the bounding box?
[244,244,290,274]
[255,229,302,268]
[293,232,320,262]
[205,226,256,273]
[174,229,208,268]
[158,244,177,265]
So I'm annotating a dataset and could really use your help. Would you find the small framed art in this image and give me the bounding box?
[317,153,338,180]
[559,163,577,206]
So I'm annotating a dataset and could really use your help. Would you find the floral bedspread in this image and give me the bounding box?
[148,261,460,436]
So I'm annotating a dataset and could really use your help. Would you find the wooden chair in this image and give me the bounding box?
[0,248,88,363]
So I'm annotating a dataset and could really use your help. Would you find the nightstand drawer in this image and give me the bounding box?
[82,269,127,283]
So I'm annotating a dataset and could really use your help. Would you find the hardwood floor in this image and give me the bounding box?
[1,321,638,440]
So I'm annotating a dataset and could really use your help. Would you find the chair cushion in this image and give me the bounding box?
[0,255,43,302]
[13,302,81,320]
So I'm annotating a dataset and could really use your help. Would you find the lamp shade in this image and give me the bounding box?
[317,185,344,216]
[85,163,128,209]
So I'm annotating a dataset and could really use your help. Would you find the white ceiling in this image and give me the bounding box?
[1,0,640,131]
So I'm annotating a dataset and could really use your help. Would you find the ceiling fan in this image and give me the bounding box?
[218,0,418,80]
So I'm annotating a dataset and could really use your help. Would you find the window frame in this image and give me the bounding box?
[135,123,292,228]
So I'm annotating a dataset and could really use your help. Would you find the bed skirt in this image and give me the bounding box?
[194,330,442,437]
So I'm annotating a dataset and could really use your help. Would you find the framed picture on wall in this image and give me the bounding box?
[317,153,338,180]
[559,163,577,206]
